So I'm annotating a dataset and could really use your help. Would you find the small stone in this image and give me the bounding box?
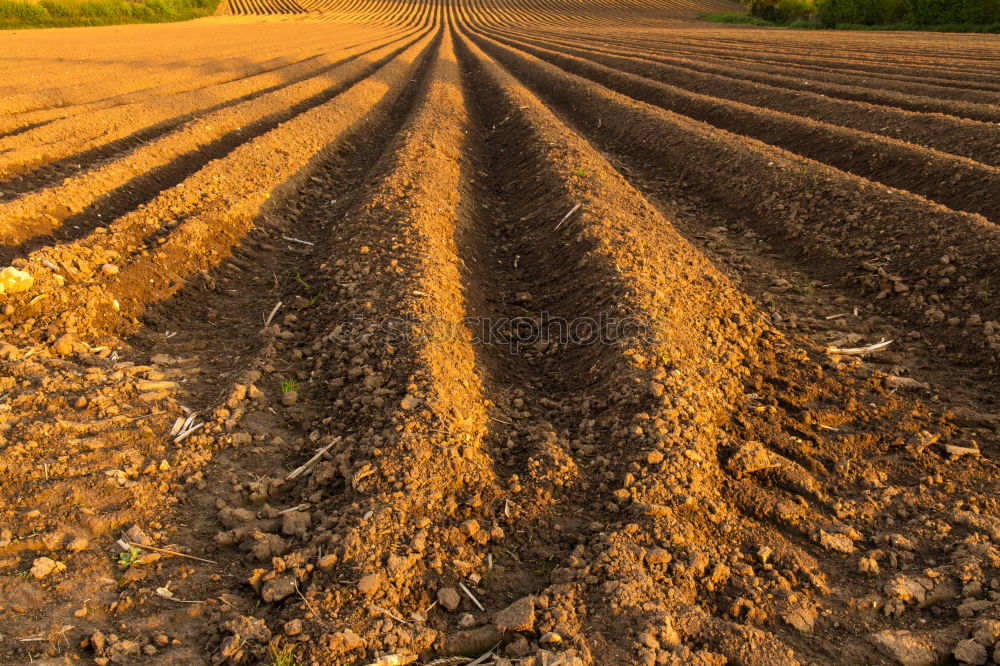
[332,629,363,650]
[783,605,817,634]
[820,531,855,553]
[260,575,296,602]
[889,534,916,550]
[283,619,303,636]
[494,596,534,632]
[870,630,940,666]
[438,587,461,611]
[317,553,338,571]
[91,631,107,654]
[505,636,530,657]
[125,524,150,544]
[954,639,988,665]
[459,613,476,627]
[400,394,420,410]
[282,391,298,407]
[539,631,562,644]
[958,599,993,617]
[972,619,1000,646]
[52,334,75,356]
[357,573,381,595]
[884,575,928,605]
[281,510,310,537]
[461,519,480,536]
[645,548,671,565]
[101,264,119,275]
[30,557,61,579]
[106,639,140,663]
[645,450,664,464]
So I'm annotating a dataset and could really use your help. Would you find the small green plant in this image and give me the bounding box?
[793,274,817,295]
[268,644,301,666]
[118,546,141,567]
[308,292,321,307]
[982,278,991,302]
[572,168,589,177]
[281,378,299,394]
[293,273,311,291]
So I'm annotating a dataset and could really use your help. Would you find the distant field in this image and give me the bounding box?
[0,0,218,28]
[2,1,1000,665]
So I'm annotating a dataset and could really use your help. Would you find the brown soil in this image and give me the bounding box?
[2,2,999,666]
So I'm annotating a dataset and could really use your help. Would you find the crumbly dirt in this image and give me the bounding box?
[2,2,1000,665]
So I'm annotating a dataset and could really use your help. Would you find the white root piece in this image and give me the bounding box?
[554,202,581,230]
[826,339,893,356]
[286,438,342,480]
[122,535,217,564]
[173,422,204,444]
[282,235,315,246]
[171,410,203,443]
[18,626,73,642]
[370,604,411,624]
[155,587,203,603]
[264,301,283,328]
[466,650,497,666]
[458,582,484,611]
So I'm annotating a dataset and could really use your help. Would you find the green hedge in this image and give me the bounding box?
[738,0,1000,27]
[0,0,218,28]
[812,0,999,26]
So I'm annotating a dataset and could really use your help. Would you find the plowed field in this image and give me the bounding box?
[2,2,1000,665]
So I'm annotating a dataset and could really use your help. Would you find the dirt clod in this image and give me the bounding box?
[494,596,535,632]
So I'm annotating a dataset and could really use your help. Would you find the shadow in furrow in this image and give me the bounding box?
[125,34,440,410]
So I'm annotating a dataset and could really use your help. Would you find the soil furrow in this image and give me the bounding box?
[0,28,413,181]
[0,29,382,118]
[480,28,1000,168]
[5,4,1000,666]
[453,24,997,665]
[0,35,403,138]
[505,30,1000,123]
[128,23,440,416]
[2,32,438,346]
[635,43,1000,104]
[480,30,1000,222]
[0,30,426,260]
[468,31,1000,371]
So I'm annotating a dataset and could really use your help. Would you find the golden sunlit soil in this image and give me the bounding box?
[1,1,999,664]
